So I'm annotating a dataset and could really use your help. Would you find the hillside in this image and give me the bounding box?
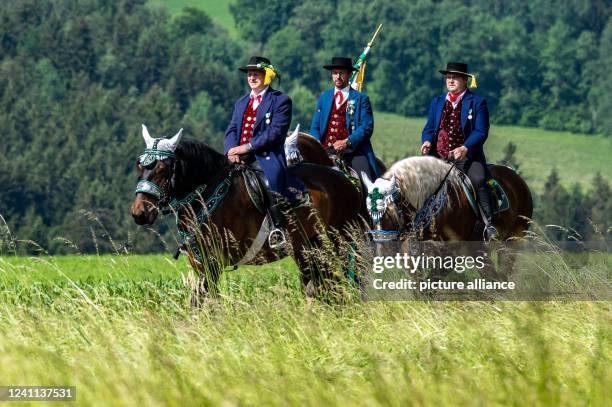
[373,113,611,192]
[150,0,610,192]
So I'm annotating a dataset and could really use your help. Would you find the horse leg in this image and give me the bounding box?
[293,234,341,301]
[189,254,223,308]
[293,238,319,302]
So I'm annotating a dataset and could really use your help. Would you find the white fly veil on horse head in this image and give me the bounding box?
[362,171,400,224]
[139,124,183,167]
[135,125,184,199]
[141,124,183,151]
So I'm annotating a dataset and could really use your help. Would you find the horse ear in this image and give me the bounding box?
[361,171,374,191]
[285,124,302,165]
[289,123,300,140]
[390,174,397,190]
[141,124,154,149]
[167,128,183,151]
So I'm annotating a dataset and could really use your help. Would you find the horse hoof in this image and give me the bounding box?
[305,280,316,301]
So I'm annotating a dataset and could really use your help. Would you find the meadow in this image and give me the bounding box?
[0,252,610,405]
[0,2,608,404]
[148,0,236,36]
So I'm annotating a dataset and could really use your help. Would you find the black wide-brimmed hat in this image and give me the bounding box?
[323,56,358,71]
[439,61,470,76]
[239,56,271,73]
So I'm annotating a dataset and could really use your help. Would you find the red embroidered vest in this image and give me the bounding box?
[323,101,349,148]
[436,100,464,159]
[240,97,259,145]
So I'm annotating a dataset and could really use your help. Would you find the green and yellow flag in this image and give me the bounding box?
[350,24,382,91]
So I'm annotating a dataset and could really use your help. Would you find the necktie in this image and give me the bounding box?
[448,90,464,104]
[335,91,343,106]
[253,94,262,109]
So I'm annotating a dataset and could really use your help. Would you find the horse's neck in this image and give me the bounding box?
[174,158,228,199]
[401,165,454,211]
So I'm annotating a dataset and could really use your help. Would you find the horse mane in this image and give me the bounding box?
[384,156,463,211]
[174,138,229,188]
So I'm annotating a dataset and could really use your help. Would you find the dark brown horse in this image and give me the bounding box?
[294,131,387,218]
[295,131,387,174]
[131,126,362,303]
[361,156,533,277]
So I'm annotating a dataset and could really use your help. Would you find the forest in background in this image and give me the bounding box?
[231,0,611,135]
[0,0,609,254]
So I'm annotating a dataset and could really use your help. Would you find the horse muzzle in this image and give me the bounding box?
[131,193,159,225]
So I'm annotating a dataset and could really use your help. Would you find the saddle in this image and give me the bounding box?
[328,153,362,192]
[456,169,509,216]
[241,161,267,214]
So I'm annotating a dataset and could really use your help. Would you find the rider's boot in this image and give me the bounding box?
[478,186,499,241]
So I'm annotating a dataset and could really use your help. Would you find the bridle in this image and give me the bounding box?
[366,163,456,242]
[134,139,177,208]
[366,183,405,242]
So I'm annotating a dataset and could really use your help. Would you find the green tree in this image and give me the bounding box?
[230,0,297,46]
[583,172,612,238]
[499,142,521,172]
[590,18,612,136]
[288,84,316,131]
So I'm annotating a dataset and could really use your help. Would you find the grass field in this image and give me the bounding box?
[0,253,610,405]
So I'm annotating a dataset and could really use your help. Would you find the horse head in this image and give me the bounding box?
[131,124,183,225]
[362,172,404,241]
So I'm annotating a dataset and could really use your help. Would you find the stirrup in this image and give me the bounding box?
[483,224,499,242]
[268,228,287,249]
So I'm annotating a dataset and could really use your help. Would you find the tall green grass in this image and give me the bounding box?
[0,253,610,405]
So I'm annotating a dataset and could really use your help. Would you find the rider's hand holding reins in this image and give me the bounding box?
[227,143,253,163]
[449,145,468,160]
[421,141,432,155]
[333,139,349,151]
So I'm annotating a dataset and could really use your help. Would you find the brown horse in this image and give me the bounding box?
[361,156,533,277]
[294,131,387,218]
[131,126,362,304]
[295,131,387,174]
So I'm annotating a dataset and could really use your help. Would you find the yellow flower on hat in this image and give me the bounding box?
[264,67,276,85]
[257,63,281,86]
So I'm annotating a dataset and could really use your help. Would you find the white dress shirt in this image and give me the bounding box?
[250,86,269,109]
[446,89,467,109]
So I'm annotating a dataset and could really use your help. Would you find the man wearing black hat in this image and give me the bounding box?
[224,56,305,248]
[310,56,380,180]
[421,61,498,240]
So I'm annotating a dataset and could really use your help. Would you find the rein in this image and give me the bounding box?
[134,143,237,262]
[407,162,456,233]
[166,165,237,263]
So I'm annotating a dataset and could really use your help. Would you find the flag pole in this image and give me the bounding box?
[350,24,383,89]
[368,24,383,48]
